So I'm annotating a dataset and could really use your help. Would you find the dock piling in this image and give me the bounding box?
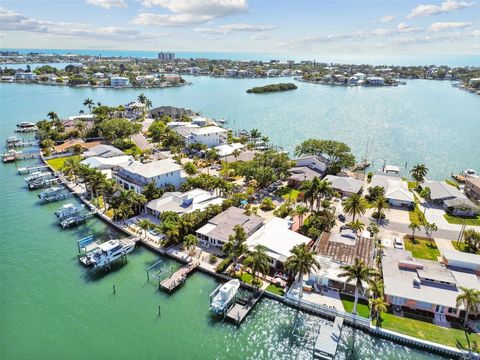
[113,285,116,294]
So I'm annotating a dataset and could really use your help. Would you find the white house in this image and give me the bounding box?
[113,158,184,193]
[440,249,480,272]
[173,125,228,148]
[145,189,224,217]
[15,72,38,80]
[110,76,130,87]
[366,76,385,86]
[246,217,311,268]
[80,155,132,170]
[370,174,414,208]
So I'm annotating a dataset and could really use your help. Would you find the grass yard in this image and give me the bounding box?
[409,197,426,224]
[374,312,480,351]
[123,144,142,156]
[274,187,300,201]
[340,294,370,318]
[445,179,460,189]
[266,284,285,296]
[444,213,480,226]
[46,155,80,171]
[234,271,263,287]
[452,240,480,254]
[403,235,440,260]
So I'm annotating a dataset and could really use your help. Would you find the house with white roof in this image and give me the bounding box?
[246,217,311,268]
[80,155,132,170]
[173,125,227,148]
[214,143,244,158]
[324,175,364,197]
[145,189,224,217]
[113,158,184,193]
[382,247,480,322]
[370,173,414,208]
[110,76,130,87]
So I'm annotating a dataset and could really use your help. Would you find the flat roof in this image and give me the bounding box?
[441,249,480,269]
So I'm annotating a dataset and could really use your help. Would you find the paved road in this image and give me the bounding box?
[131,133,153,150]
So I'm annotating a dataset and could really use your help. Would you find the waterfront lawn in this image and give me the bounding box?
[275,187,300,201]
[46,155,80,171]
[233,271,263,288]
[445,179,460,189]
[266,284,285,296]
[375,312,480,351]
[443,213,480,226]
[340,294,370,318]
[452,240,480,254]
[403,235,440,260]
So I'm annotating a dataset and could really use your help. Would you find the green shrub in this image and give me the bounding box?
[215,257,231,273]
[209,254,218,264]
[260,197,276,211]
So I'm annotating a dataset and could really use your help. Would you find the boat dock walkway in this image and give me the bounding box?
[225,289,264,324]
[159,260,200,292]
[18,165,49,174]
[6,140,38,148]
[313,316,344,359]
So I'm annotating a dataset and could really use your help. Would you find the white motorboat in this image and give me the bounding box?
[15,122,38,132]
[25,171,50,183]
[55,203,82,219]
[39,186,64,200]
[462,169,479,178]
[210,279,240,314]
[81,240,135,269]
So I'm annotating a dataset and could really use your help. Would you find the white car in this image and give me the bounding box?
[394,238,403,249]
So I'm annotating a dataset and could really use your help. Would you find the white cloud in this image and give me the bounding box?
[85,0,127,9]
[194,23,274,34]
[251,33,269,40]
[0,7,164,41]
[471,29,480,36]
[397,22,423,33]
[407,0,474,18]
[429,21,471,32]
[376,15,396,23]
[133,0,248,26]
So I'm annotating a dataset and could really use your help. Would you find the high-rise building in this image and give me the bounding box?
[158,52,175,60]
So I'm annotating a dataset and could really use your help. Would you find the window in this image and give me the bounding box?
[447,307,457,314]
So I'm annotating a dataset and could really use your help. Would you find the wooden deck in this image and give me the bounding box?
[225,290,264,324]
[159,260,199,292]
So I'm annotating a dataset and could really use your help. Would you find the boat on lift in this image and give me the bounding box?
[80,239,135,269]
[210,279,240,314]
[55,203,84,220]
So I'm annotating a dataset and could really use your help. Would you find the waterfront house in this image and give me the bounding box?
[163,74,182,84]
[82,144,125,159]
[382,247,480,323]
[324,175,364,197]
[145,188,224,218]
[196,207,264,249]
[110,76,130,87]
[366,76,385,86]
[113,158,184,193]
[52,139,101,156]
[370,173,414,208]
[419,180,477,216]
[148,106,198,120]
[287,155,328,187]
[214,143,244,158]
[15,72,38,81]
[246,217,311,269]
[80,155,132,170]
[465,178,480,201]
[173,125,228,148]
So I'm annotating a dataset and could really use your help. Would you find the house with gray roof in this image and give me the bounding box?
[421,180,479,216]
[287,155,328,187]
[82,144,125,159]
[382,247,480,322]
[196,207,264,249]
[324,175,364,197]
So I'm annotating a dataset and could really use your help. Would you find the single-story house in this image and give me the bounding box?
[82,144,125,159]
[52,139,101,155]
[382,247,480,320]
[149,106,198,120]
[440,249,480,272]
[246,217,311,269]
[214,143,244,158]
[288,155,328,187]
[370,174,414,208]
[145,188,224,217]
[196,207,264,249]
[324,175,364,197]
[443,197,480,217]
[420,180,464,206]
[80,155,132,170]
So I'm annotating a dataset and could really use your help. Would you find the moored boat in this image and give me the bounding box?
[80,239,135,269]
[210,279,240,314]
[15,122,38,133]
[55,203,83,219]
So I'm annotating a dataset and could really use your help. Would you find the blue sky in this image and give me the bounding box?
[0,0,479,55]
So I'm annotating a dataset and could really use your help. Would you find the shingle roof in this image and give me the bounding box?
[83,144,125,158]
[421,180,463,200]
[324,175,364,194]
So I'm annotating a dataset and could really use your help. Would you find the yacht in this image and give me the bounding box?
[462,169,479,178]
[15,122,38,133]
[25,171,51,183]
[210,279,240,314]
[80,240,135,269]
[55,203,82,219]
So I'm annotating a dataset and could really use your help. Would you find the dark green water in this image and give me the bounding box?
[0,84,447,359]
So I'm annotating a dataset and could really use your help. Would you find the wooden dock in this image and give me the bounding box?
[313,316,344,359]
[18,165,49,174]
[225,289,264,324]
[159,260,199,292]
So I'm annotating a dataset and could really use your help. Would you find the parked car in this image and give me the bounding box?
[394,238,403,249]
[338,214,346,222]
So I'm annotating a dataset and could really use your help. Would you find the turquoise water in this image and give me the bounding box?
[0,77,472,359]
[3,48,480,66]
[1,77,479,179]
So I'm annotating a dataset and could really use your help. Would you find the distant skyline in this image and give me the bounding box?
[0,0,479,55]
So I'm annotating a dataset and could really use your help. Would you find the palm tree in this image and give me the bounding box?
[222,225,248,271]
[47,111,59,121]
[295,205,309,227]
[408,221,421,240]
[75,120,87,138]
[338,258,377,315]
[456,287,480,327]
[316,179,333,211]
[243,245,270,287]
[250,128,261,142]
[410,163,429,183]
[232,149,241,161]
[138,219,154,238]
[284,243,320,298]
[301,178,320,211]
[370,297,389,326]
[368,279,384,299]
[349,219,365,234]
[183,234,199,254]
[342,194,368,222]
[137,93,147,104]
[83,98,94,114]
[145,99,153,110]
[420,186,431,216]
[373,195,390,223]
[424,222,438,237]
